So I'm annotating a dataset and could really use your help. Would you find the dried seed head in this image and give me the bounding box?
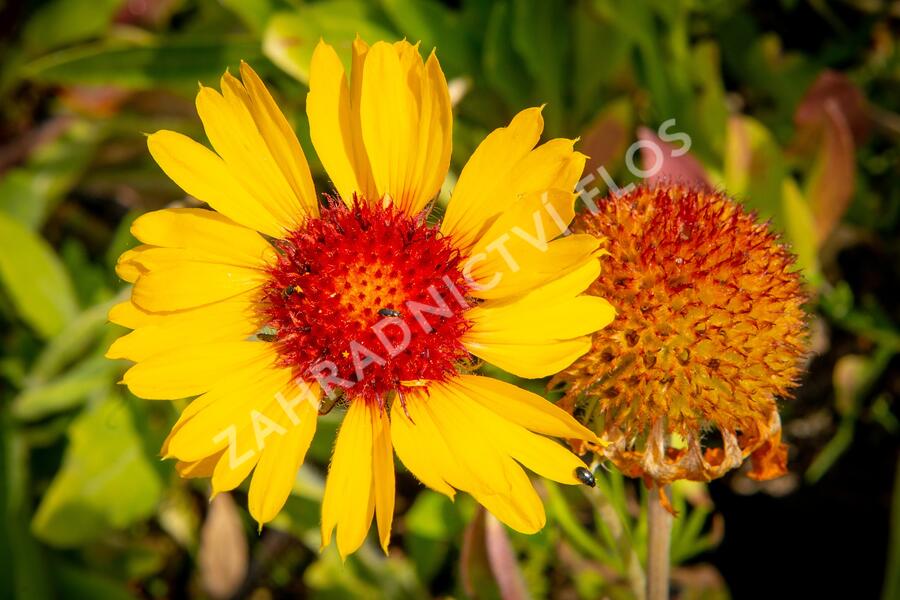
[552,184,807,485]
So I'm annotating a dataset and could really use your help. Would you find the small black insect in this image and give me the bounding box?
[574,466,596,487]
[257,332,278,342]
[378,308,402,318]
[283,285,298,299]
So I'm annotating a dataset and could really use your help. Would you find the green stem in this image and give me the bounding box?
[647,485,672,600]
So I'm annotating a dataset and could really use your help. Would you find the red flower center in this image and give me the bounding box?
[262,199,473,404]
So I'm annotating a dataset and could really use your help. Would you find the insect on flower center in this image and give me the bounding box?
[261,199,473,404]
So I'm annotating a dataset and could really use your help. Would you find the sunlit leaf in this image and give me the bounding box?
[32,394,163,547]
[263,2,396,84]
[219,0,280,34]
[482,1,532,113]
[24,37,264,90]
[724,115,786,227]
[21,0,123,55]
[12,355,124,421]
[379,0,477,76]
[510,0,568,134]
[781,178,821,282]
[404,490,466,583]
[0,212,79,338]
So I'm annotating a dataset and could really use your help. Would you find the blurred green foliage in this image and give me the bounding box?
[1,0,899,598]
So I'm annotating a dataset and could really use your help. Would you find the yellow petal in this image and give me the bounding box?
[470,471,545,534]
[239,61,319,218]
[464,336,592,379]
[131,260,265,312]
[450,375,598,441]
[131,208,274,267]
[211,442,259,494]
[175,452,222,478]
[465,294,615,345]
[197,82,304,231]
[447,137,586,254]
[115,245,152,283]
[445,382,586,485]
[147,130,285,237]
[248,382,319,526]
[359,42,418,212]
[372,404,394,554]
[164,364,297,462]
[321,399,375,559]
[441,107,544,249]
[390,393,458,498]
[106,294,259,362]
[307,40,375,203]
[123,340,276,400]
[421,382,517,496]
[463,188,598,300]
[108,300,152,328]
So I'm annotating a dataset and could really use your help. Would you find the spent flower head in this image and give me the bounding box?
[552,184,808,487]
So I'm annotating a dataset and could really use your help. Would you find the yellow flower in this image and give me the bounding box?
[107,38,615,558]
[552,184,807,488]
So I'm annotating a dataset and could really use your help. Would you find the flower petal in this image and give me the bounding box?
[123,340,276,400]
[238,61,319,218]
[131,208,274,267]
[248,381,319,526]
[359,41,418,213]
[307,40,376,203]
[463,337,591,379]
[197,81,305,231]
[131,259,265,312]
[321,399,375,559]
[163,364,301,462]
[107,293,260,362]
[372,404,395,553]
[441,107,544,249]
[450,375,597,441]
[390,396,458,498]
[147,130,285,237]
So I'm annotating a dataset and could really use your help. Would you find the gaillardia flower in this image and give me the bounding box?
[552,184,806,488]
[108,38,615,557]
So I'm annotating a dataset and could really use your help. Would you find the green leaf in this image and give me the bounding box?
[0,211,79,338]
[482,1,533,112]
[219,0,280,34]
[12,355,124,421]
[724,115,786,228]
[263,1,397,84]
[404,491,464,583]
[781,178,822,283]
[32,394,163,547]
[21,0,124,55]
[23,37,264,90]
[379,0,476,76]
[570,2,630,124]
[510,0,569,134]
[28,294,125,385]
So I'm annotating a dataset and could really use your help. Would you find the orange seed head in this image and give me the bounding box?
[552,184,807,485]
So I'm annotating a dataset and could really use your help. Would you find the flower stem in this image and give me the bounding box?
[647,484,672,600]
